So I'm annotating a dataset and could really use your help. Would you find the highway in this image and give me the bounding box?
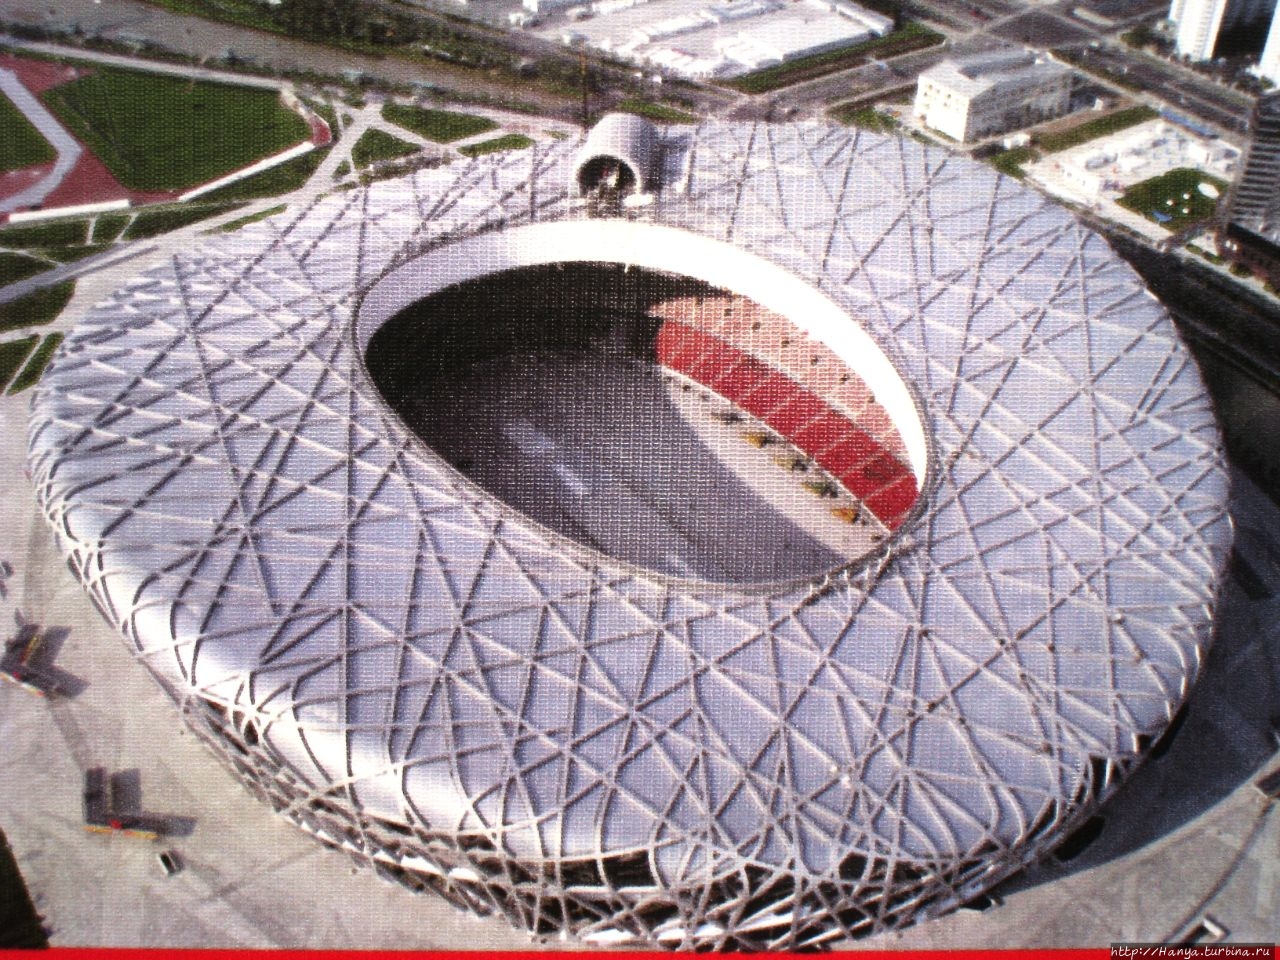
[6,0,581,114]
[9,0,1260,137]
[1066,43,1253,136]
[8,0,743,120]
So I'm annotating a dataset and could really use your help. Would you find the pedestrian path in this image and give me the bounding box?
[2,36,283,90]
[0,68,82,213]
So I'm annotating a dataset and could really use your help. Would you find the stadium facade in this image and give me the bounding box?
[28,116,1232,949]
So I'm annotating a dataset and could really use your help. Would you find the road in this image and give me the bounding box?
[1065,43,1253,136]
[896,0,1255,138]
[10,0,743,121]
[754,45,957,116]
[6,0,580,115]
[12,0,1253,136]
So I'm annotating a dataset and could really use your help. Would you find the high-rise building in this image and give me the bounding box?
[1169,0,1277,60]
[1221,92,1280,281]
[1256,4,1280,83]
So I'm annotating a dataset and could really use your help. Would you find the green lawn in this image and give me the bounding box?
[1034,105,1159,153]
[0,218,89,249]
[0,92,56,173]
[140,0,277,33]
[198,147,328,202]
[0,336,38,392]
[829,104,899,132]
[8,332,64,394]
[351,128,421,169]
[381,103,497,143]
[1118,167,1227,232]
[91,212,131,244]
[0,252,52,287]
[44,244,110,263]
[216,205,287,232]
[0,282,75,334]
[41,67,309,191]
[616,99,698,124]
[122,203,243,240]
[727,22,943,94]
[988,145,1038,179]
[459,134,535,157]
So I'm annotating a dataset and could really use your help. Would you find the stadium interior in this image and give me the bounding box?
[364,262,918,584]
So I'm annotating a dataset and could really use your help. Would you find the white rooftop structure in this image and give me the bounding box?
[27,118,1231,949]
[537,0,889,79]
[915,49,1073,143]
[1256,4,1280,84]
[715,4,888,71]
[1025,118,1239,210]
[1169,0,1277,60]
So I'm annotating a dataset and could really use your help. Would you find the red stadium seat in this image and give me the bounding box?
[739,371,794,421]
[794,411,849,458]
[864,475,920,530]
[766,392,826,436]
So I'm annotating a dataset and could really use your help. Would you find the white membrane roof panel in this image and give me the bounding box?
[28,119,1231,949]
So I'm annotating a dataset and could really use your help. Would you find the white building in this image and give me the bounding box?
[1256,5,1280,83]
[540,0,890,80]
[715,3,890,72]
[1168,0,1277,60]
[914,49,1073,143]
[1026,116,1239,213]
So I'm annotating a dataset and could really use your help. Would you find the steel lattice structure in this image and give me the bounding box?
[28,119,1232,949]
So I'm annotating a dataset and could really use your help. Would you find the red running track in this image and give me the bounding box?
[0,53,167,212]
[1,51,321,215]
[656,320,918,529]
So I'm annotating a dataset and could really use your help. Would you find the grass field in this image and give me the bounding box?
[199,147,328,202]
[217,205,287,232]
[459,134,535,157]
[352,129,421,169]
[44,244,110,263]
[8,332,64,394]
[988,145,1037,179]
[1118,167,1227,232]
[616,99,698,124]
[382,103,497,143]
[727,22,943,94]
[0,219,89,249]
[122,203,244,240]
[1035,105,1159,153]
[0,216,118,271]
[141,0,276,34]
[0,282,75,334]
[0,336,38,392]
[91,212,131,244]
[829,104,899,132]
[0,91,56,174]
[41,67,309,191]
[0,253,52,287]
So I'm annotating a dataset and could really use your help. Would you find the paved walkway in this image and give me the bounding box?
[316,98,576,186]
[1023,162,1172,245]
[0,93,576,320]
[0,37,284,91]
[0,68,82,213]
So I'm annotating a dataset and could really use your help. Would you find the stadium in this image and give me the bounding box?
[27,114,1232,949]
